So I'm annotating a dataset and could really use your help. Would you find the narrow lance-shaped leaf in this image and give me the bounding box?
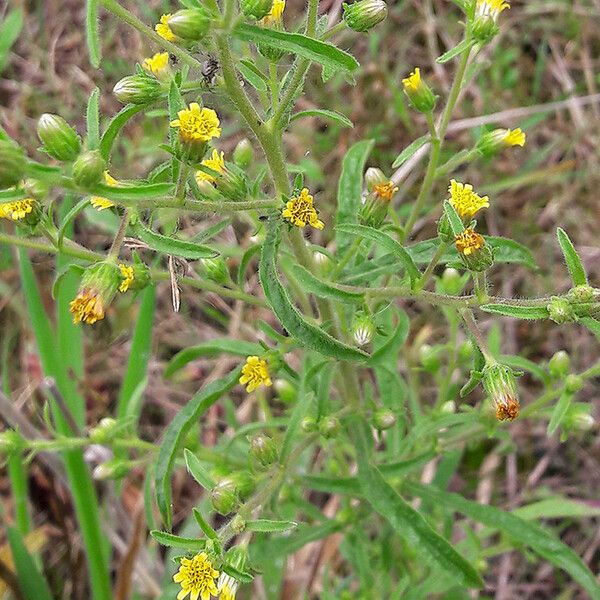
[150,530,206,551]
[245,519,298,533]
[288,262,364,303]
[392,135,429,168]
[85,0,101,68]
[135,222,218,260]
[290,109,354,128]
[547,389,575,437]
[443,200,464,236]
[100,104,146,160]
[259,218,368,362]
[86,88,100,150]
[480,304,550,320]
[556,228,587,286]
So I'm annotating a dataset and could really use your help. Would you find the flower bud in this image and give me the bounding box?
[548,350,570,380]
[455,228,494,272]
[89,417,119,444]
[258,0,286,61]
[568,409,595,432]
[168,9,211,41]
[0,139,27,188]
[0,430,25,456]
[93,459,131,480]
[0,198,42,228]
[233,138,254,169]
[226,471,255,500]
[37,114,81,161]
[215,163,249,201]
[301,416,318,433]
[319,416,340,439]
[471,0,509,44]
[441,400,456,414]
[402,68,436,113]
[359,178,398,228]
[419,344,441,373]
[240,0,274,20]
[441,268,464,295]
[274,378,296,404]
[201,257,230,285]
[564,374,583,395]
[568,285,595,303]
[373,409,396,430]
[458,339,475,363]
[119,260,152,293]
[476,128,526,157]
[113,74,162,105]
[250,433,278,467]
[482,363,519,421]
[352,312,375,347]
[231,514,246,533]
[364,167,388,192]
[69,261,122,325]
[210,480,239,515]
[547,297,577,324]
[72,150,106,189]
[343,0,388,32]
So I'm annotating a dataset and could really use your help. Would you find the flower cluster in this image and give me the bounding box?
[448,180,489,220]
[143,52,170,79]
[0,199,35,221]
[171,103,221,144]
[196,149,225,184]
[239,356,272,392]
[282,188,324,230]
[173,553,219,600]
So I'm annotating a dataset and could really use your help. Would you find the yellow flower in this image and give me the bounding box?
[217,573,238,600]
[503,128,526,147]
[282,188,324,230]
[170,103,221,144]
[173,553,219,600]
[143,52,170,78]
[455,227,485,256]
[261,0,285,25]
[448,179,489,220]
[195,149,226,184]
[0,198,35,221]
[155,14,176,42]
[90,171,118,211]
[475,0,510,20]
[402,67,421,92]
[239,356,272,393]
[119,264,134,293]
[69,290,105,325]
[373,181,398,202]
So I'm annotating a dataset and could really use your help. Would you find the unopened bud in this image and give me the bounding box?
[343,0,388,32]
[0,430,25,455]
[274,378,296,404]
[364,167,387,192]
[419,344,441,373]
[476,128,526,157]
[441,400,456,414]
[250,433,278,467]
[565,374,583,395]
[0,139,27,188]
[373,409,396,430]
[570,411,595,432]
[89,418,119,444]
[210,480,239,515]
[482,363,519,421]
[231,514,246,533]
[301,416,318,433]
[352,313,375,347]
[240,0,274,20]
[471,0,509,44]
[547,297,577,324]
[227,471,255,500]
[458,339,475,363]
[233,138,254,169]
[93,459,131,480]
[201,257,230,285]
[113,74,162,105]
[402,68,436,113]
[440,268,463,295]
[72,150,106,189]
[37,114,81,161]
[548,350,570,380]
[319,416,340,439]
[168,9,211,40]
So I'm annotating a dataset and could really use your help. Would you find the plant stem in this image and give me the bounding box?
[460,308,494,363]
[417,241,450,290]
[107,209,129,260]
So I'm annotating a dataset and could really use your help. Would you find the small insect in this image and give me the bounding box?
[169,53,179,66]
[201,56,219,86]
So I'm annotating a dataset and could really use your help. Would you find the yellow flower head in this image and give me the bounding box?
[195,149,226,184]
[455,227,485,256]
[373,181,399,202]
[217,573,238,600]
[239,356,272,393]
[261,0,285,25]
[170,103,221,144]
[503,128,525,147]
[173,552,219,600]
[119,264,134,293]
[143,52,170,78]
[155,14,176,42]
[476,0,510,20]
[90,171,118,211]
[402,68,421,92]
[282,188,324,230]
[448,179,489,220]
[69,290,105,325]
[0,198,35,221]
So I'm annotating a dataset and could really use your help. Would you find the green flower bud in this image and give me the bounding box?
[240,0,274,20]
[482,363,519,421]
[37,114,81,161]
[0,139,27,188]
[343,0,388,32]
[274,378,296,404]
[93,459,131,480]
[231,514,246,533]
[168,8,211,40]
[568,409,595,432]
[227,471,255,500]
[72,150,106,189]
[402,68,436,113]
[250,433,278,467]
[359,179,398,228]
[547,296,577,324]
[257,1,286,61]
[455,228,494,272]
[211,480,239,515]
[419,344,441,373]
[0,430,25,456]
[113,74,162,105]
[70,261,121,325]
[471,0,509,44]
[565,374,583,395]
[568,285,595,303]
[548,350,570,379]
[301,416,318,433]
[373,409,396,430]
[89,418,119,444]
[319,416,340,439]
[458,339,475,363]
[215,162,249,201]
[441,400,456,414]
[233,138,254,169]
[201,257,230,285]
[440,268,464,295]
[352,312,375,347]
[476,128,526,157]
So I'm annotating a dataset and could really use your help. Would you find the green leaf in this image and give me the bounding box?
[290,109,353,128]
[392,135,429,168]
[234,24,359,74]
[436,38,476,63]
[480,304,549,320]
[238,59,268,92]
[335,140,374,254]
[335,223,421,282]
[58,198,90,249]
[0,9,24,75]
[443,201,464,236]
[0,188,26,201]
[547,389,575,436]
[260,219,368,362]
[150,530,206,550]
[135,222,218,260]
[192,508,219,540]
[91,181,175,201]
[268,521,342,556]
[512,497,600,521]
[85,0,101,68]
[100,104,146,160]
[155,367,241,528]
[184,448,216,490]
[245,519,298,533]
[6,527,54,600]
[406,481,600,599]
[581,316,600,341]
[220,563,254,584]
[368,309,410,366]
[287,262,364,303]
[86,88,100,150]
[237,244,261,288]
[164,339,263,379]
[351,422,484,588]
[486,236,538,270]
[556,227,587,286]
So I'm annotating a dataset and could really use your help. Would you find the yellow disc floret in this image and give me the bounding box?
[261,0,285,25]
[118,264,134,293]
[239,356,272,393]
[143,52,170,78]
[503,128,526,147]
[170,103,221,144]
[155,14,176,41]
[69,290,105,325]
[282,188,324,230]
[90,171,118,211]
[455,227,485,256]
[448,179,490,220]
[402,68,421,92]
[476,0,510,20]
[0,199,35,221]
[173,552,219,600]
[195,149,226,184]
[373,181,399,202]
